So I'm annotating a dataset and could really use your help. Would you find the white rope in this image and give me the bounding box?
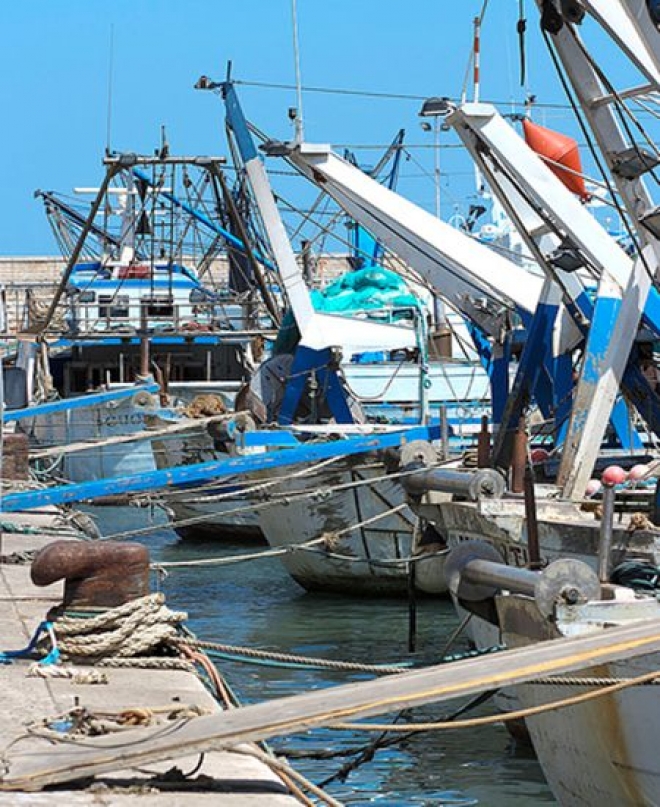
[103,459,444,544]
[53,593,187,663]
[154,501,418,570]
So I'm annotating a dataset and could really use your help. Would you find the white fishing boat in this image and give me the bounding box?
[498,580,660,806]
[443,536,660,806]
[146,83,495,565]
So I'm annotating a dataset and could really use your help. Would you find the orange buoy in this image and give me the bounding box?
[522,118,590,201]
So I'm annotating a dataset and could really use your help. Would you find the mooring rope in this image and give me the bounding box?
[98,460,449,546]
[172,637,411,675]
[152,501,419,571]
[330,669,660,733]
[52,593,189,667]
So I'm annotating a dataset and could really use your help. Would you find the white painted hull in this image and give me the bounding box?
[26,391,157,483]
[498,594,660,806]
[256,459,447,595]
[27,381,242,485]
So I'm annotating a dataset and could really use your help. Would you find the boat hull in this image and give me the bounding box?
[151,424,263,541]
[256,458,447,595]
[498,594,660,806]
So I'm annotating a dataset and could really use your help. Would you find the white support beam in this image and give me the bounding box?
[245,154,419,354]
[581,0,660,84]
[288,144,544,338]
[449,104,635,292]
[558,246,656,496]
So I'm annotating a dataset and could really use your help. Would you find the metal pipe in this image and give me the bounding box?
[598,482,616,582]
[462,558,538,597]
[477,414,490,468]
[510,417,527,493]
[402,467,505,501]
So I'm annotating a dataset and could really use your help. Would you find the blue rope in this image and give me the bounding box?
[0,620,60,665]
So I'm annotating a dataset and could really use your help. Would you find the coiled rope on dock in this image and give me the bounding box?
[51,593,192,669]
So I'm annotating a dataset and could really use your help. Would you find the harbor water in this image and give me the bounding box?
[87,505,556,805]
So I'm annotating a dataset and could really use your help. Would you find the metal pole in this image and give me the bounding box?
[407,561,417,653]
[139,306,150,379]
[524,464,542,569]
[402,466,506,501]
[440,404,449,460]
[39,162,121,334]
[462,558,538,597]
[434,117,441,219]
[211,164,281,327]
[477,414,490,467]
[510,417,527,494]
[598,482,616,583]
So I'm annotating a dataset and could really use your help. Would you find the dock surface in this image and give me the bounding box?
[0,507,301,804]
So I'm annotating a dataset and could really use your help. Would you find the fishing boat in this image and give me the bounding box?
[19,150,279,485]
[444,536,660,806]
[259,0,660,602]
[145,83,498,583]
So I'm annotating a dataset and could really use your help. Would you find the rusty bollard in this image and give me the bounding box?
[31,540,150,609]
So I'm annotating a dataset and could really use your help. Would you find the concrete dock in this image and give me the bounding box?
[0,506,303,805]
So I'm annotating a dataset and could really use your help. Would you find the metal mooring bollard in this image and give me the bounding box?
[31,540,150,608]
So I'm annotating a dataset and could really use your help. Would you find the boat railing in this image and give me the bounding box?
[7,284,274,337]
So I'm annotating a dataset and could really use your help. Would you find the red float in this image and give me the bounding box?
[522,119,590,201]
[601,465,627,485]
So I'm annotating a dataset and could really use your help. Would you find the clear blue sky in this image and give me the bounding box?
[1,1,575,255]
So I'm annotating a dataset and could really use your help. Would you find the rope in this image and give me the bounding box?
[152,541,448,573]
[27,664,109,684]
[101,454,351,542]
[232,745,342,807]
[153,500,416,571]
[331,669,660,733]
[52,593,187,665]
[96,657,194,671]
[172,637,411,675]
[100,459,442,547]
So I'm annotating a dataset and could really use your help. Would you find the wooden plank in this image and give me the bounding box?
[3,617,660,791]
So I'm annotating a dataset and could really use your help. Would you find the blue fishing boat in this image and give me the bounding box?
[19,151,279,486]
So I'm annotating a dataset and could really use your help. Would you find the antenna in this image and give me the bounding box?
[291,0,304,143]
[106,24,115,155]
[472,15,481,103]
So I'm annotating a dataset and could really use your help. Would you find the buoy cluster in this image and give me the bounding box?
[585,463,656,497]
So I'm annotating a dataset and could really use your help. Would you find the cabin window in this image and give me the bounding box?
[143,298,174,319]
[98,295,130,320]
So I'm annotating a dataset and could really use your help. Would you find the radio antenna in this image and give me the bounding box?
[105,24,115,155]
[291,0,304,143]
